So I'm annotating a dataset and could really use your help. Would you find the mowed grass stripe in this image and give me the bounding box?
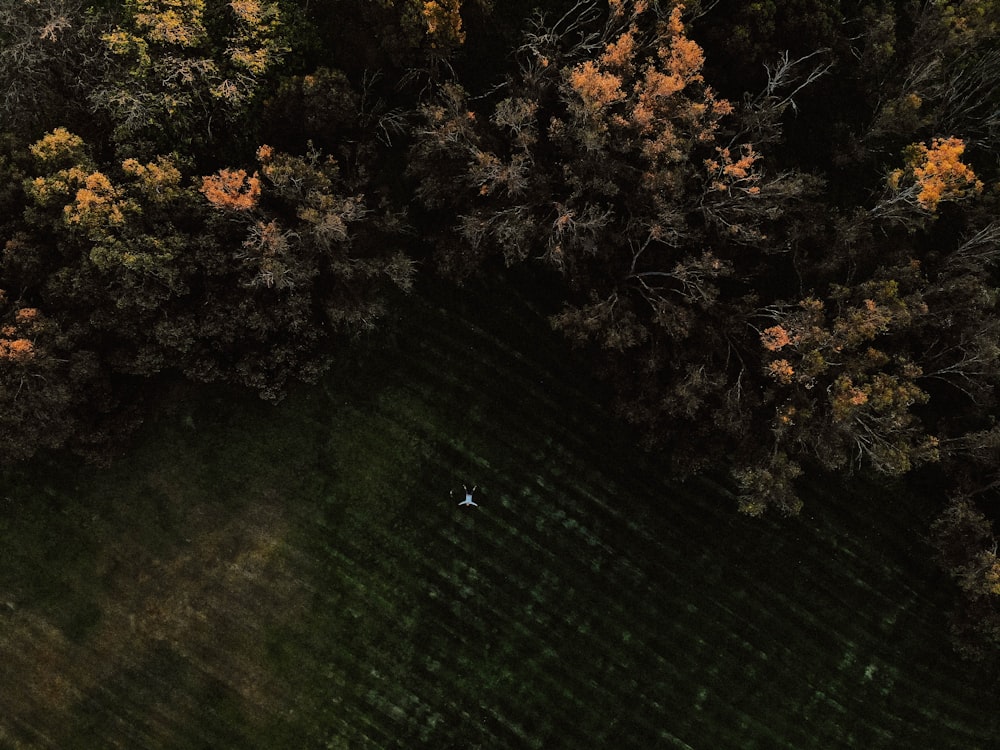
[348,306,988,748]
[796,480,1000,737]
[303,386,715,743]
[354,284,1000,748]
[310,268,992,739]
[3,276,999,748]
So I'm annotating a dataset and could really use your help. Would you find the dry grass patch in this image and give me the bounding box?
[0,485,307,745]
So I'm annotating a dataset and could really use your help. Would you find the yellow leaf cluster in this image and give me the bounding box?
[29,127,86,165]
[122,156,184,202]
[64,172,128,229]
[28,166,87,205]
[102,0,284,118]
[225,0,285,74]
[831,375,868,422]
[230,0,263,24]
[867,372,926,412]
[228,46,270,73]
[133,0,208,47]
[422,0,465,48]
[985,556,1000,596]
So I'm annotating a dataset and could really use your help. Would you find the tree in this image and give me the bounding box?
[91,0,287,153]
[408,0,1000,544]
[755,279,939,482]
[872,136,984,230]
[931,496,1000,659]
[867,0,1000,151]
[410,0,822,476]
[14,127,412,405]
[0,288,113,464]
[0,0,108,138]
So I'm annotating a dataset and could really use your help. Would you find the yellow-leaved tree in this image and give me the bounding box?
[93,0,287,150]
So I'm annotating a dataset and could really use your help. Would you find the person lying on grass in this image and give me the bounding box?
[458,484,477,507]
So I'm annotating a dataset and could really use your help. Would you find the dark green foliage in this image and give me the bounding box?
[930,497,1000,659]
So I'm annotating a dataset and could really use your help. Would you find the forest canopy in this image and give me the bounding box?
[1,0,999,656]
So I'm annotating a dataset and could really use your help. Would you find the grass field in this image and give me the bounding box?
[1,276,998,748]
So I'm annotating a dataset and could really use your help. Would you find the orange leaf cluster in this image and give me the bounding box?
[767,359,795,385]
[910,137,983,210]
[256,144,275,163]
[761,325,792,351]
[14,308,41,326]
[662,10,704,82]
[0,338,35,362]
[776,405,796,426]
[200,168,261,210]
[245,219,289,256]
[600,26,637,70]
[569,61,625,111]
[561,0,728,167]
[705,145,761,193]
[65,172,127,229]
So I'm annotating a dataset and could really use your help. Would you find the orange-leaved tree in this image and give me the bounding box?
[410,0,822,476]
[874,136,984,228]
[200,168,262,211]
[0,288,108,464]
[748,275,940,513]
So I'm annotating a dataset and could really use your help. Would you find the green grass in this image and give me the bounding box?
[1,276,998,749]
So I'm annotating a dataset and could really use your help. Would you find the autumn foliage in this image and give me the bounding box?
[1,0,999,656]
[887,136,984,212]
[200,168,262,211]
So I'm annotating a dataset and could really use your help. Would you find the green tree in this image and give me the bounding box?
[931,496,1000,659]
[0,289,113,464]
